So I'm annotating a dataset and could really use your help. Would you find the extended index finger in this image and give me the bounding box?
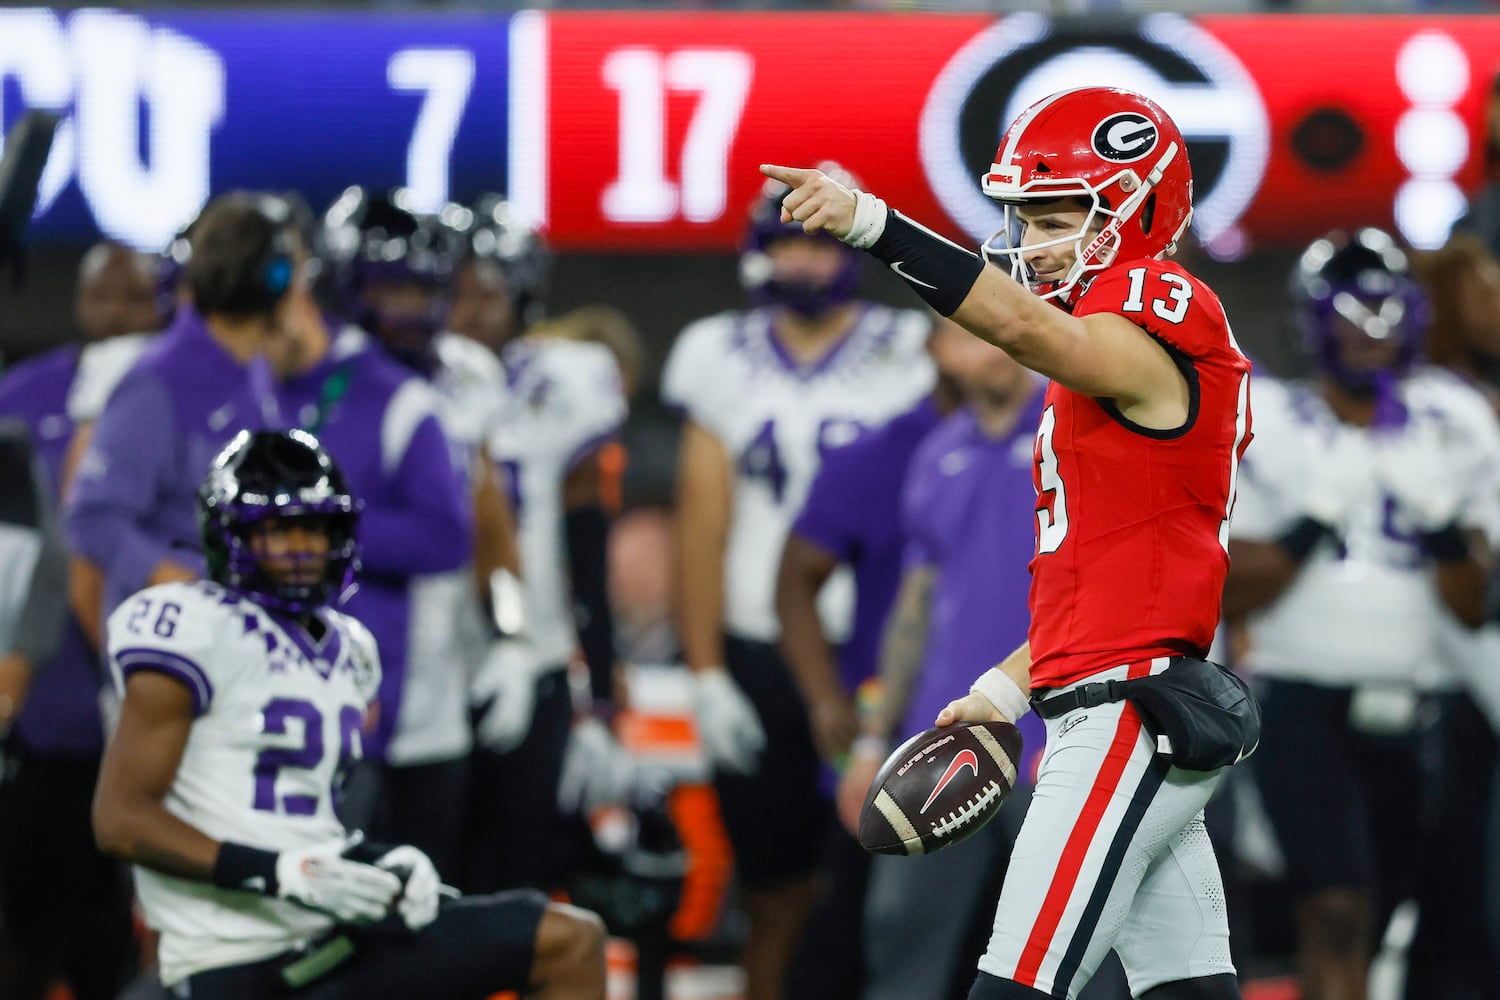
[760,163,819,187]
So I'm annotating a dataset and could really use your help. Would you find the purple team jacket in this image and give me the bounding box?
[791,397,944,692]
[0,345,104,754]
[276,329,471,759]
[65,307,281,625]
[901,395,1048,782]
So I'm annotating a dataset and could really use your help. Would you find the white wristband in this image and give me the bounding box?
[971,667,1031,722]
[843,189,889,249]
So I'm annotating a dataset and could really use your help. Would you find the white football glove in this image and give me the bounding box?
[274,836,402,924]
[691,667,765,776]
[472,639,542,754]
[1371,422,1465,531]
[375,845,442,931]
[558,716,636,815]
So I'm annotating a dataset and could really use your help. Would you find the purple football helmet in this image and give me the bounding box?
[453,193,552,332]
[316,187,460,367]
[198,429,362,614]
[1294,227,1429,404]
[739,162,862,319]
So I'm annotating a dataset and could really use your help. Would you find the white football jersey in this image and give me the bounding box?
[388,333,511,766]
[433,331,509,470]
[1231,370,1500,687]
[662,305,934,642]
[483,335,627,668]
[66,331,155,423]
[105,580,381,985]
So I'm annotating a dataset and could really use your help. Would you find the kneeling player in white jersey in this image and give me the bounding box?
[92,429,604,998]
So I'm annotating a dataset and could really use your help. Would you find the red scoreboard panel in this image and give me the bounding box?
[512,12,1500,253]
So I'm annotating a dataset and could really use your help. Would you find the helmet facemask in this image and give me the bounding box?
[982,140,1188,303]
[982,185,1115,303]
[204,500,360,616]
[198,430,363,615]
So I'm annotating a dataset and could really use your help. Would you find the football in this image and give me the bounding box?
[856,721,1023,857]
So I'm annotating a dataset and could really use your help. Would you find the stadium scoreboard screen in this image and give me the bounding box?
[3,8,1499,254]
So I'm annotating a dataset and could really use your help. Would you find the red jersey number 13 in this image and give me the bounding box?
[1035,404,1068,554]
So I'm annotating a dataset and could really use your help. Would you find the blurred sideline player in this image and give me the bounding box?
[534,304,644,520]
[446,194,632,892]
[1224,229,1500,1000]
[272,188,477,875]
[16,241,167,661]
[1417,231,1500,991]
[776,316,965,775]
[0,416,127,999]
[538,304,647,403]
[91,429,605,998]
[662,166,934,1000]
[1419,232,1500,413]
[60,240,171,475]
[0,239,161,999]
[1409,232,1500,1000]
[609,507,678,665]
[838,336,1041,1000]
[59,241,176,659]
[1230,230,1500,995]
[65,194,288,648]
[768,86,1251,999]
[771,315,966,1000]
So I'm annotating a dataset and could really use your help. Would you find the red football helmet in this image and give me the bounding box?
[980,87,1193,301]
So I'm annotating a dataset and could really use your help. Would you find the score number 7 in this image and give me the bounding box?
[387,48,476,212]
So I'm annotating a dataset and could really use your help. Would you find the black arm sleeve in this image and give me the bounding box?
[565,503,616,707]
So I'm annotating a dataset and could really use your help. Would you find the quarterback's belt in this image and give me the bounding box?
[1030,658,1261,772]
[1030,680,1129,719]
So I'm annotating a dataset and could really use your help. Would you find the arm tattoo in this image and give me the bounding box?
[869,566,936,739]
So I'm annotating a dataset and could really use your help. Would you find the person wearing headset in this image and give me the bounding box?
[65,192,291,631]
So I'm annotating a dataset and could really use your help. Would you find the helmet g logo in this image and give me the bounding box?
[1092,112,1158,162]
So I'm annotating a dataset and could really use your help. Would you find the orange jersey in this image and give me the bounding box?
[1027,259,1252,689]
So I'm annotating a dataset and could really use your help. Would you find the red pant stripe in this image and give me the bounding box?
[1012,660,1152,986]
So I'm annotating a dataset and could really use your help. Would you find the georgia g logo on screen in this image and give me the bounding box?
[918,12,1271,254]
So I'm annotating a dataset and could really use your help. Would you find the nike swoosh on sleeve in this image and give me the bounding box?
[891,261,938,290]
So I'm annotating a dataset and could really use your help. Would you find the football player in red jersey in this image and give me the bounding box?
[765,86,1251,1000]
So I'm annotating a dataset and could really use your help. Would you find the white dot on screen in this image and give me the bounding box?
[1394,178,1468,250]
[1395,109,1470,177]
[1396,32,1469,106]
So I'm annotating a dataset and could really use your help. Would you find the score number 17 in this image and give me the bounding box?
[602,48,753,224]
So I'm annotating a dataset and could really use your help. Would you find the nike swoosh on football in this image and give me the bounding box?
[891,261,938,289]
[920,748,979,815]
